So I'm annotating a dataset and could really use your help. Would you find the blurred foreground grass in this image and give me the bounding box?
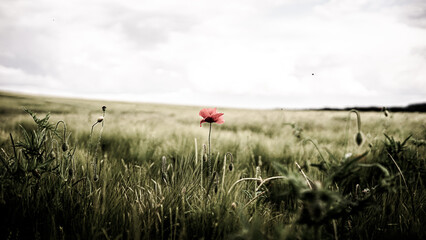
[0,91,425,239]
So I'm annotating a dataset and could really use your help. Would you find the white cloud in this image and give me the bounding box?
[0,0,425,108]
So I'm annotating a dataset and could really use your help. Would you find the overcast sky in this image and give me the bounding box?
[0,0,425,109]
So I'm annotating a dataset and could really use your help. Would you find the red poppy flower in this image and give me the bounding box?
[199,108,225,127]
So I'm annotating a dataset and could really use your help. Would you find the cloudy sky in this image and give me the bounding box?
[0,0,425,109]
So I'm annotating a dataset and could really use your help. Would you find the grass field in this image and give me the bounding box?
[0,91,425,239]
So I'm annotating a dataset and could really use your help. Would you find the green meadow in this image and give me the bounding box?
[0,91,425,239]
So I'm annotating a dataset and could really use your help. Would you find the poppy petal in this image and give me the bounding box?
[199,108,224,126]
[211,112,224,121]
[215,116,225,124]
[199,108,211,118]
[207,108,217,115]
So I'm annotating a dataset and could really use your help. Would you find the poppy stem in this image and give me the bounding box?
[208,122,212,174]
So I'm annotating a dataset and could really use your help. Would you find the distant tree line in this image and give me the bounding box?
[314,103,426,112]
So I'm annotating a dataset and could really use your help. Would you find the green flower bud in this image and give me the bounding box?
[228,163,234,171]
[355,132,364,146]
[231,202,237,210]
[62,142,68,152]
[384,110,389,117]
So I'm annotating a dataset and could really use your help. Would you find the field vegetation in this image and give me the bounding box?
[0,91,425,239]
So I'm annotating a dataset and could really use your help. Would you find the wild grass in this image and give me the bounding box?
[0,91,425,239]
